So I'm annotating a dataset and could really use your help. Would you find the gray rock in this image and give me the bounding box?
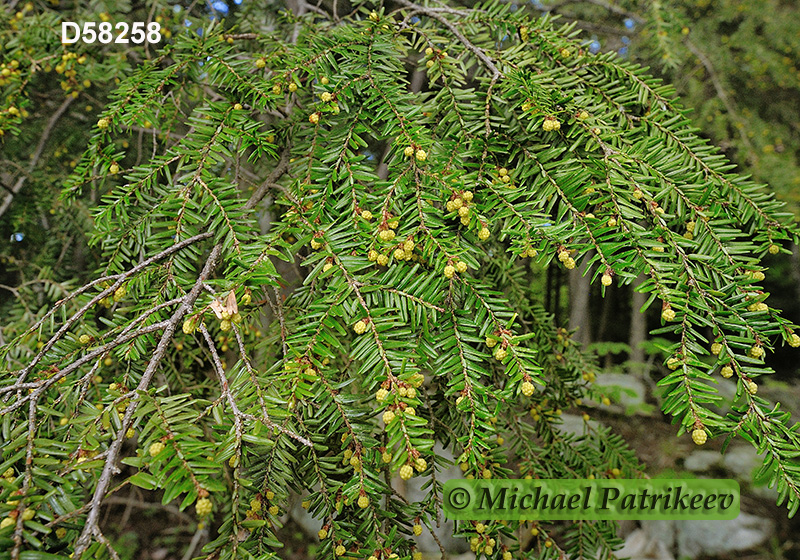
[683,451,721,472]
[722,445,759,479]
[720,446,780,501]
[641,520,676,552]
[750,482,780,503]
[592,373,648,410]
[641,512,774,558]
[555,413,601,437]
[616,528,675,560]
[677,513,774,557]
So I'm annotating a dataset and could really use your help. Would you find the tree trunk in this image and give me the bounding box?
[791,245,800,303]
[629,273,648,375]
[569,255,592,345]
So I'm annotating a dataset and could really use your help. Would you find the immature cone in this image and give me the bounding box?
[196,498,213,516]
[148,441,165,457]
[399,464,414,480]
[666,357,680,370]
[691,428,707,445]
[601,273,612,287]
[520,381,534,397]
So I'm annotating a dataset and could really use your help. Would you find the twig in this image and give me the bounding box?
[0,96,74,219]
[73,244,223,560]
[0,321,170,415]
[545,0,645,23]
[684,38,754,154]
[180,524,209,560]
[244,149,291,211]
[6,232,212,395]
[396,0,501,78]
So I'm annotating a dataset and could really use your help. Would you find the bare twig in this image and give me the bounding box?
[396,0,501,78]
[0,96,74,219]
[0,321,170,415]
[685,38,754,154]
[181,524,209,560]
[73,244,223,559]
[245,149,291,211]
[5,232,212,395]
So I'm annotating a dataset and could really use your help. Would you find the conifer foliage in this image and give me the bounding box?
[2,1,800,559]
